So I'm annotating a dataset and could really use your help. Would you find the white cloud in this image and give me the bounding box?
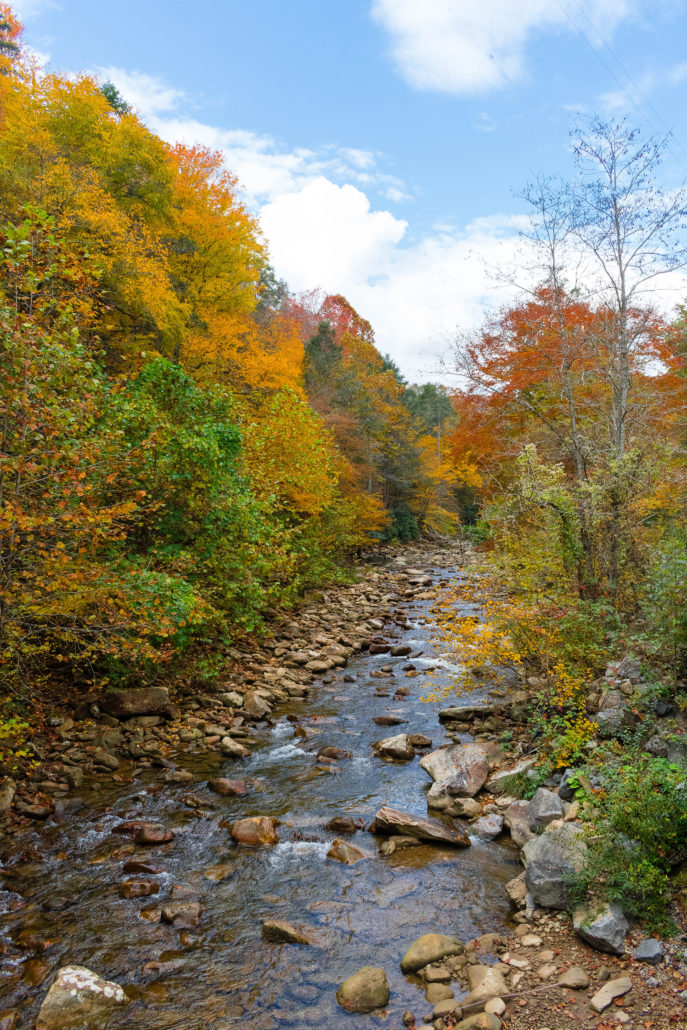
[371,0,636,94]
[600,61,687,113]
[260,178,407,293]
[95,67,186,116]
[12,0,55,20]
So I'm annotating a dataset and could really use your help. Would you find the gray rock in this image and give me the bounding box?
[505,872,527,908]
[487,757,537,793]
[633,938,663,965]
[558,769,577,802]
[573,902,628,954]
[438,703,497,722]
[420,743,489,797]
[523,824,587,909]
[472,813,503,838]
[374,733,415,760]
[527,788,564,830]
[36,966,128,1029]
[557,965,590,989]
[504,800,533,847]
[243,691,271,719]
[595,708,628,737]
[372,806,470,846]
[336,966,389,1012]
[590,975,632,1013]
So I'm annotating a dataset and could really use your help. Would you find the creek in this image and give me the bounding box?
[0,558,521,1028]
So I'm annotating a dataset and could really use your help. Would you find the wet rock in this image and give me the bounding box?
[573,901,628,954]
[633,938,663,965]
[391,645,412,656]
[122,859,163,875]
[523,824,587,909]
[372,715,407,726]
[444,797,482,819]
[421,743,489,797]
[164,769,195,785]
[433,998,462,1021]
[426,982,454,1003]
[557,965,590,989]
[527,788,564,830]
[208,777,247,796]
[336,966,389,1012]
[220,736,250,758]
[590,975,632,1013]
[369,643,391,655]
[100,686,170,718]
[438,703,497,722]
[36,965,128,1029]
[141,959,184,977]
[134,824,174,846]
[230,816,279,846]
[472,813,503,838]
[374,733,415,760]
[204,861,236,883]
[262,919,318,945]
[118,880,159,899]
[92,748,120,771]
[409,733,432,748]
[161,901,203,927]
[0,1011,19,1030]
[326,838,371,864]
[0,778,16,812]
[62,766,84,789]
[401,933,464,973]
[316,746,352,761]
[372,806,470,846]
[325,815,357,834]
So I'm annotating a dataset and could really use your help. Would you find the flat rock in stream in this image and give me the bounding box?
[372,806,470,846]
[262,919,320,945]
[36,966,128,1029]
[438,703,497,722]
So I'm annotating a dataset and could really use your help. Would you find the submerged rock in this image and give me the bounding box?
[230,816,279,846]
[326,838,371,864]
[36,966,128,1029]
[262,919,319,945]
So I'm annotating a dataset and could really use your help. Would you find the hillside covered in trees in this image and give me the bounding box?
[0,7,463,704]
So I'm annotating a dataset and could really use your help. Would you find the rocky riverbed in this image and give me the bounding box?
[1,545,685,1029]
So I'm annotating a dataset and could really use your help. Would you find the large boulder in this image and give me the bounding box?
[522,824,587,909]
[372,806,470,846]
[420,743,489,796]
[400,933,464,973]
[503,800,533,847]
[573,902,628,954]
[36,966,128,1029]
[336,967,389,1012]
[527,788,564,830]
[100,686,170,719]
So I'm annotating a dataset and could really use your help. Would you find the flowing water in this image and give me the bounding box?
[0,564,521,1028]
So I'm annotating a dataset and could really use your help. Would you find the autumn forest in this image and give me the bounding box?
[3,2,687,1025]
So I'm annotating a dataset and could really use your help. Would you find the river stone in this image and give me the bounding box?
[262,919,318,945]
[472,813,503,838]
[0,778,16,812]
[455,1015,502,1030]
[590,975,632,1013]
[426,983,454,1003]
[135,824,174,845]
[100,686,170,718]
[557,965,590,989]
[0,1011,19,1030]
[419,743,489,796]
[400,933,464,973]
[374,733,415,760]
[118,880,159,899]
[373,806,470,846]
[325,815,357,834]
[36,966,128,1029]
[161,901,203,927]
[243,691,271,719]
[505,872,527,908]
[208,778,247,796]
[336,966,389,1012]
[433,998,463,1020]
[528,788,565,830]
[460,966,508,1008]
[316,746,352,761]
[231,816,279,846]
[444,797,482,818]
[326,838,371,864]
[220,736,250,758]
[522,824,587,909]
[438,704,497,722]
[573,902,628,954]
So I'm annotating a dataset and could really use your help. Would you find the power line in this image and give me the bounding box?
[557,0,687,175]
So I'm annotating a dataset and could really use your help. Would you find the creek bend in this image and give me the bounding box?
[1,552,521,1028]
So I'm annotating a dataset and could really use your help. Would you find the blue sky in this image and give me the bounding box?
[14,0,687,378]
